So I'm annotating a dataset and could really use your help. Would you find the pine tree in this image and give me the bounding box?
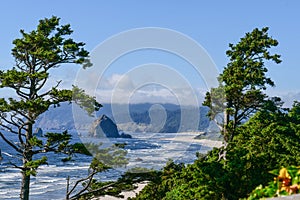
[0,16,101,200]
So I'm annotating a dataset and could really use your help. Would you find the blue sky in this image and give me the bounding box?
[0,1,299,105]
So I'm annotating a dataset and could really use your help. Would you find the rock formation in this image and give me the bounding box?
[89,115,132,138]
[34,127,43,137]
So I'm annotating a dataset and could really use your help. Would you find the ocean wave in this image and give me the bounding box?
[0,173,21,181]
[0,131,216,199]
[38,165,89,173]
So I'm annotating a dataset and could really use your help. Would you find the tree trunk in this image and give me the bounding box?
[20,151,32,200]
[20,168,30,200]
[223,109,230,142]
[217,108,230,161]
[20,123,33,200]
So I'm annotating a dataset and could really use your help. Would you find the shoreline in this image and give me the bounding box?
[92,181,148,200]
[159,132,224,148]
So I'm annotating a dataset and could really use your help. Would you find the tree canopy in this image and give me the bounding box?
[203,27,281,142]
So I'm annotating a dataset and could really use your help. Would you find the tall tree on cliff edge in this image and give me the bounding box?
[203,27,281,155]
[0,16,101,200]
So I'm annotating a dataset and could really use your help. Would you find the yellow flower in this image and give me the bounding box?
[278,168,291,180]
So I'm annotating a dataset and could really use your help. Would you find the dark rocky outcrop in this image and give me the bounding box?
[89,115,132,138]
[194,131,223,141]
[119,131,132,138]
[34,128,43,137]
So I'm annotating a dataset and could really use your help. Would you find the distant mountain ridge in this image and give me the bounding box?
[35,103,210,133]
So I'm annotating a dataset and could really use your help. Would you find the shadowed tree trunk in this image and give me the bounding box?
[20,171,30,200]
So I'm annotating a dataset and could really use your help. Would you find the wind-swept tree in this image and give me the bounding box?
[203,27,281,144]
[0,16,101,200]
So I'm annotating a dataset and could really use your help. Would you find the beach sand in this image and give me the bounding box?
[92,181,148,200]
[160,132,224,148]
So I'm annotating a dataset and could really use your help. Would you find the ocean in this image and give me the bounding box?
[0,131,213,200]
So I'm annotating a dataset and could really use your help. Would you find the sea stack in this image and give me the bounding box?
[34,128,43,137]
[89,115,132,138]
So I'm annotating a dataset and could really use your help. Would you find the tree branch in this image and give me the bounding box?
[0,131,22,153]
[69,181,117,200]
[0,123,18,135]
[9,161,25,170]
[35,77,48,92]
[38,80,62,98]
[68,170,98,198]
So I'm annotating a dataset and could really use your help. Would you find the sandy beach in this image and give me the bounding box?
[160,132,224,148]
[92,181,148,200]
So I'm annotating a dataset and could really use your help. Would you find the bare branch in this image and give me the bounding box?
[68,170,97,197]
[12,110,31,122]
[38,80,62,98]
[70,178,143,200]
[1,112,29,130]
[10,114,21,127]
[0,123,18,135]
[18,128,25,146]
[9,161,25,170]
[16,88,29,99]
[35,76,48,91]
[68,171,98,199]
[0,131,22,153]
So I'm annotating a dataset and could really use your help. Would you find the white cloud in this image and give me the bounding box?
[280,92,300,108]
[94,73,206,106]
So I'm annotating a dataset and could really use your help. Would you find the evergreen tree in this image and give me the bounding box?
[0,16,101,200]
[203,27,281,143]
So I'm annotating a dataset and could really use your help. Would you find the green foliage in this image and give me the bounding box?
[247,182,279,199]
[231,101,300,168]
[72,86,102,115]
[114,142,127,148]
[25,156,48,176]
[162,157,226,200]
[203,85,225,122]
[133,161,186,200]
[203,27,281,141]
[28,136,43,148]
[11,16,90,68]
[94,146,128,168]
[89,157,111,172]
[26,131,94,173]
[223,27,281,88]
[71,143,92,156]
[82,142,128,169]
[214,101,300,199]
[44,131,71,146]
